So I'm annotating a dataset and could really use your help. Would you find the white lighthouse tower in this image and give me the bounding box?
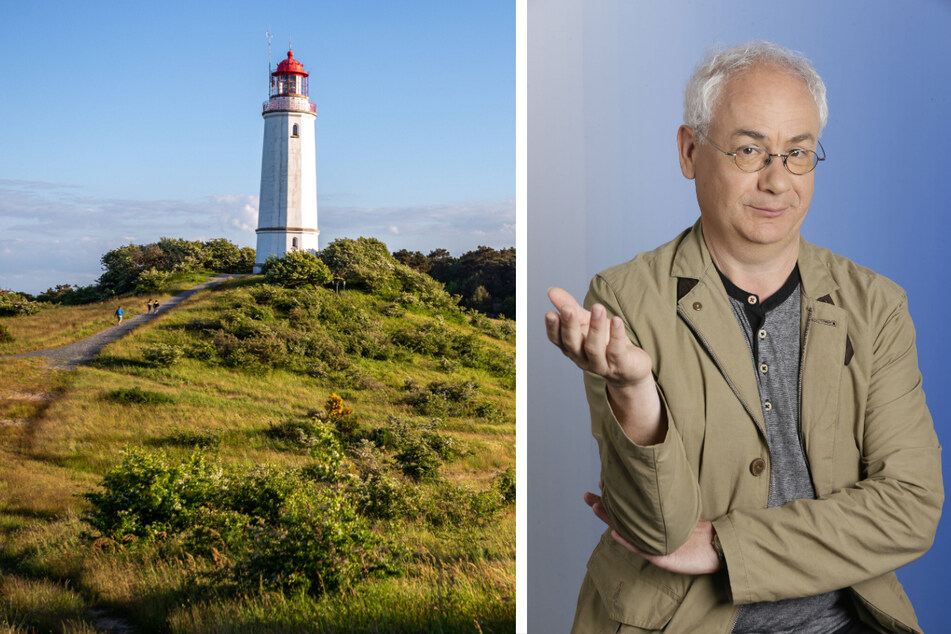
[254,48,319,272]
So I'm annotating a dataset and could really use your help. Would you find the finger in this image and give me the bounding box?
[584,492,612,528]
[544,311,562,348]
[604,316,632,371]
[559,306,586,362]
[583,491,600,508]
[611,529,646,556]
[547,287,582,313]
[583,304,610,374]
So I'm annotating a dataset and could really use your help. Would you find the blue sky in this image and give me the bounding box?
[0,1,514,295]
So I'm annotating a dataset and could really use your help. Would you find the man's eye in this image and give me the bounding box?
[787,148,806,158]
[738,146,762,156]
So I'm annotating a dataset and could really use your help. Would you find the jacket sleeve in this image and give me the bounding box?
[712,296,944,604]
[584,274,702,555]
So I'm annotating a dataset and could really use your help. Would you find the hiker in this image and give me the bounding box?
[153,300,160,313]
[147,299,153,314]
[114,306,124,325]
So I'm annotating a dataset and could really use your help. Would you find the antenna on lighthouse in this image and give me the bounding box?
[266,28,273,73]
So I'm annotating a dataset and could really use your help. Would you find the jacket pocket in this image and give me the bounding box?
[586,536,689,630]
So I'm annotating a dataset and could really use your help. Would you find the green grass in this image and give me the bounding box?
[0,280,514,632]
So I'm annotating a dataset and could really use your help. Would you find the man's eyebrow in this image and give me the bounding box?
[732,129,766,140]
[731,129,816,144]
[788,133,815,144]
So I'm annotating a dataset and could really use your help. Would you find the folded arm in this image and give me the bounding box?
[713,298,943,603]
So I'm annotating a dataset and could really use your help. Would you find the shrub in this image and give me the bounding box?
[493,467,516,504]
[322,393,359,438]
[83,447,225,539]
[437,357,459,373]
[402,380,478,417]
[162,428,222,448]
[0,290,40,316]
[262,251,332,288]
[224,464,304,522]
[267,416,344,482]
[351,472,417,520]
[422,481,503,528]
[135,267,170,294]
[104,387,176,406]
[0,324,13,343]
[231,486,394,596]
[394,437,441,482]
[142,343,184,367]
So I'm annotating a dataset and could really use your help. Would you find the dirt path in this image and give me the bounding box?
[5,275,237,369]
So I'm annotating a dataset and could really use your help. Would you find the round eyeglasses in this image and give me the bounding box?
[698,131,826,175]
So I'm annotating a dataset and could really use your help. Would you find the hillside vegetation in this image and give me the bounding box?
[0,246,514,632]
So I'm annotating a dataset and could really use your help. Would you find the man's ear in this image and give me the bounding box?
[677,125,698,180]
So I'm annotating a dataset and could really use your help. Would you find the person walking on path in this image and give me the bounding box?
[152,300,160,314]
[147,299,153,314]
[114,306,124,325]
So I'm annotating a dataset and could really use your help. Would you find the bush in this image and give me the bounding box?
[351,472,417,520]
[162,428,222,448]
[142,343,184,367]
[0,324,13,343]
[267,416,344,482]
[231,487,394,596]
[104,387,176,405]
[422,481,504,528]
[83,447,225,539]
[493,467,516,504]
[394,437,441,482]
[0,290,40,316]
[135,267,170,294]
[262,251,332,288]
[402,380,478,417]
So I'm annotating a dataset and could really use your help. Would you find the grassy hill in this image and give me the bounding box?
[0,275,514,632]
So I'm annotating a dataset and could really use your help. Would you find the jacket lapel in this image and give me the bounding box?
[672,220,766,437]
[678,280,767,436]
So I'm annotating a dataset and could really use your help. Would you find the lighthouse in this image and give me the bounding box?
[254,49,319,273]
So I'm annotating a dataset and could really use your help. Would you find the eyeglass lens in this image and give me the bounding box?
[734,147,818,175]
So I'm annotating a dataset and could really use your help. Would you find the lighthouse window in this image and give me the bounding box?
[292,238,299,249]
[292,124,299,137]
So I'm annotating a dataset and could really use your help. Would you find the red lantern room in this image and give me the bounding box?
[263,50,316,114]
[270,50,309,97]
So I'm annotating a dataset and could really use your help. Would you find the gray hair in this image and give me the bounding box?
[683,40,828,139]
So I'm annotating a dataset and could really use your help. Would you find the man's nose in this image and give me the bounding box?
[757,156,793,195]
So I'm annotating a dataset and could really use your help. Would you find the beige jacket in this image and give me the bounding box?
[573,220,943,633]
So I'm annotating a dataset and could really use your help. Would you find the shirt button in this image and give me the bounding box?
[759,362,769,374]
[747,295,758,305]
[758,329,767,340]
[764,400,772,411]
[692,302,702,311]
[750,458,766,476]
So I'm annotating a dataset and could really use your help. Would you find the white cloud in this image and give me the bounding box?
[0,180,514,294]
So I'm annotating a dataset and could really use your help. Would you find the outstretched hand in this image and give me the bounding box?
[584,491,722,575]
[544,287,653,389]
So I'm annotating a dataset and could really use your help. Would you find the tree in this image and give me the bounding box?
[392,249,430,273]
[262,251,332,288]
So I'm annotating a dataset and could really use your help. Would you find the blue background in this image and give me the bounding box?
[528,1,951,630]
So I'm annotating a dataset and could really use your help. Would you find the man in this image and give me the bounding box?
[114,305,124,325]
[545,41,942,633]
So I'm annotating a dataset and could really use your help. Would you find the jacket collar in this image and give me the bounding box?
[670,218,839,302]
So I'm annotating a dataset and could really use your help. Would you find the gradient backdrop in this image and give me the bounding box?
[528,1,951,631]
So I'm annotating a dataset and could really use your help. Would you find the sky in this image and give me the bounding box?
[0,1,514,295]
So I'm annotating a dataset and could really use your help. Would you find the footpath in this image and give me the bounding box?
[6,275,236,369]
